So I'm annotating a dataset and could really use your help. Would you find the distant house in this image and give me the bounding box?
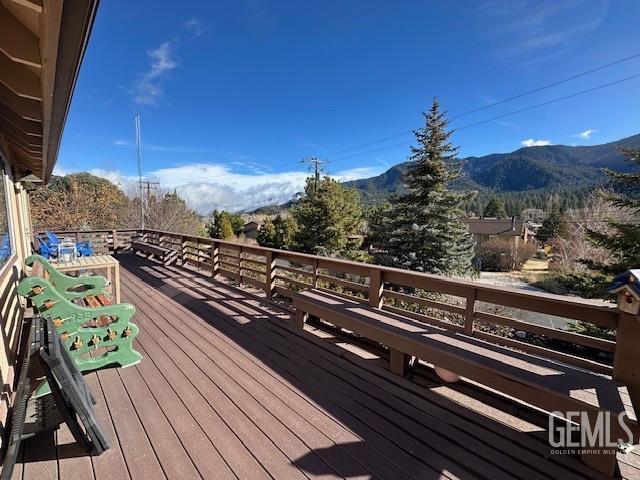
[463,217,533,247]
[244,221,263,240]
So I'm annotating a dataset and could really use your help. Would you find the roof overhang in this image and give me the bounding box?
[0,0,99,183]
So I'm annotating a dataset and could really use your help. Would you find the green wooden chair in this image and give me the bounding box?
[25,254,110,301]
[18,276,142,396]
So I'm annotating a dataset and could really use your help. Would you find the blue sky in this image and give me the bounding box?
[57,0,640,213]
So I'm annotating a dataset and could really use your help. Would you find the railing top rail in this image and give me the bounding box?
[37,229,139,234]
[139,228,617,322]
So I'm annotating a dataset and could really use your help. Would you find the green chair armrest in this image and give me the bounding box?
[25,254,110,300]
[18,276,135,330]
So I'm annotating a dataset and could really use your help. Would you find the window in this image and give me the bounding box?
[0,161,13,268]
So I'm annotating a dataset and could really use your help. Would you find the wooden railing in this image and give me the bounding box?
[139,229,619,375]
[37,228,620,374]
[35,229,140,255]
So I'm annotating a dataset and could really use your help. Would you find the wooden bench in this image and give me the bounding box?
[293,288,638,475]
[132,241,177,265]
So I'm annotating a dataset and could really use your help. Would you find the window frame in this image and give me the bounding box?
[0,154,16,273]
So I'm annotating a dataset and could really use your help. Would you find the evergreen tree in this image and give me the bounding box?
[257,221,276,247]
[369,98,475,275]
[483,197,507,218]
[226,212,245,235]
[585,148,640,274]
[537,208,569,243]
[257,214,297,250]
[292,176,364,258]
[218,215,235,239]
[208,210,236,239]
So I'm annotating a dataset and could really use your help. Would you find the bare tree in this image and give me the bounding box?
[549,190,636,272]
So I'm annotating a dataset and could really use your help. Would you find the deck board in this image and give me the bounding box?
[140,263,598,479]
[10,253,640,479]
[124,271,506,479]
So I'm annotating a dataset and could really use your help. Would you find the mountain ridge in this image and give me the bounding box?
[343,133,640,204]
[250,133,640,214]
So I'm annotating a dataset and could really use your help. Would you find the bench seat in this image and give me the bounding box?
[80,293,115,327]
[132,241,177,265]
[293,289,637,434]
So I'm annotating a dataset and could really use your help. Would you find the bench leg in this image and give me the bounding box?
[580,447,618,476]
[389,349,410,376]
[294,310,308,330]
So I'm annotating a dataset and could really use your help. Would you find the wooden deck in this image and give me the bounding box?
[9,254,640,480]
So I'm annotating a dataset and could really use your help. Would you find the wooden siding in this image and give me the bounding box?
[0,154,28,445]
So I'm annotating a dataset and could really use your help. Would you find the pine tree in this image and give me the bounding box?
[218,215,235,239]
[292,176,364,258]
[537,208,569,243]
[257,214,297,250]
[585,148,640,274]
[208,210,236,239]
[483,197,507,218]
[369,98,475,275]
[257,221,277,247]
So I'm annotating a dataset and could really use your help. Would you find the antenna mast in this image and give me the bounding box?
[134,113,144,230]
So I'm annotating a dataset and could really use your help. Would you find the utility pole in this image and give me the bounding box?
[134,113,145,230]
[301,156,328,194]
[138,179,160,227]
[139,180,160,200]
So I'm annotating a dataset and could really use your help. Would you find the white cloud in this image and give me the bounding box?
[332,166,383,182]
[132,42,178,106]
[576,129,597,139]
[478,0,607,64]
[521,138,552,147]
[184,18,206,39]
[55,162,383,214]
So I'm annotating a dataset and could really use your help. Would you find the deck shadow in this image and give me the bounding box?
[112,253,616,480]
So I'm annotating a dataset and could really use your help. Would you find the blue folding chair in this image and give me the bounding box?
[45,230,93,257]
[0,233,10,261]
[35,234,55,259]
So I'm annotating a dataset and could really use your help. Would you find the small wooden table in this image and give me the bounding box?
[50,254,121,303]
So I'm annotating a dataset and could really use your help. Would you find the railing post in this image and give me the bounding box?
[210,241,219,278]
[464,288,476,335]
[613,312,640,417]
[312,259,319,288]
[265,251,276,300]
[369,268,384,309]
[112,230,118,255]
[180,235,185,265]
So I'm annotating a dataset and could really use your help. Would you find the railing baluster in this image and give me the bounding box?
[265,250,276,300]
[210,240,219,278]
[312,259,318,288]
[464,288,477,335]
[369,268,384,309]
[112,230,117,254]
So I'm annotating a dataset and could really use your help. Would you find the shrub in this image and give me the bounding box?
[475,239,536,272]
[532,272,612,299]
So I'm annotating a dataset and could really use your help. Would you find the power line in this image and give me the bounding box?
[448,51,640,121]
[329,72,640,163]
[143,63,640,186]
[318,52,640,158]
